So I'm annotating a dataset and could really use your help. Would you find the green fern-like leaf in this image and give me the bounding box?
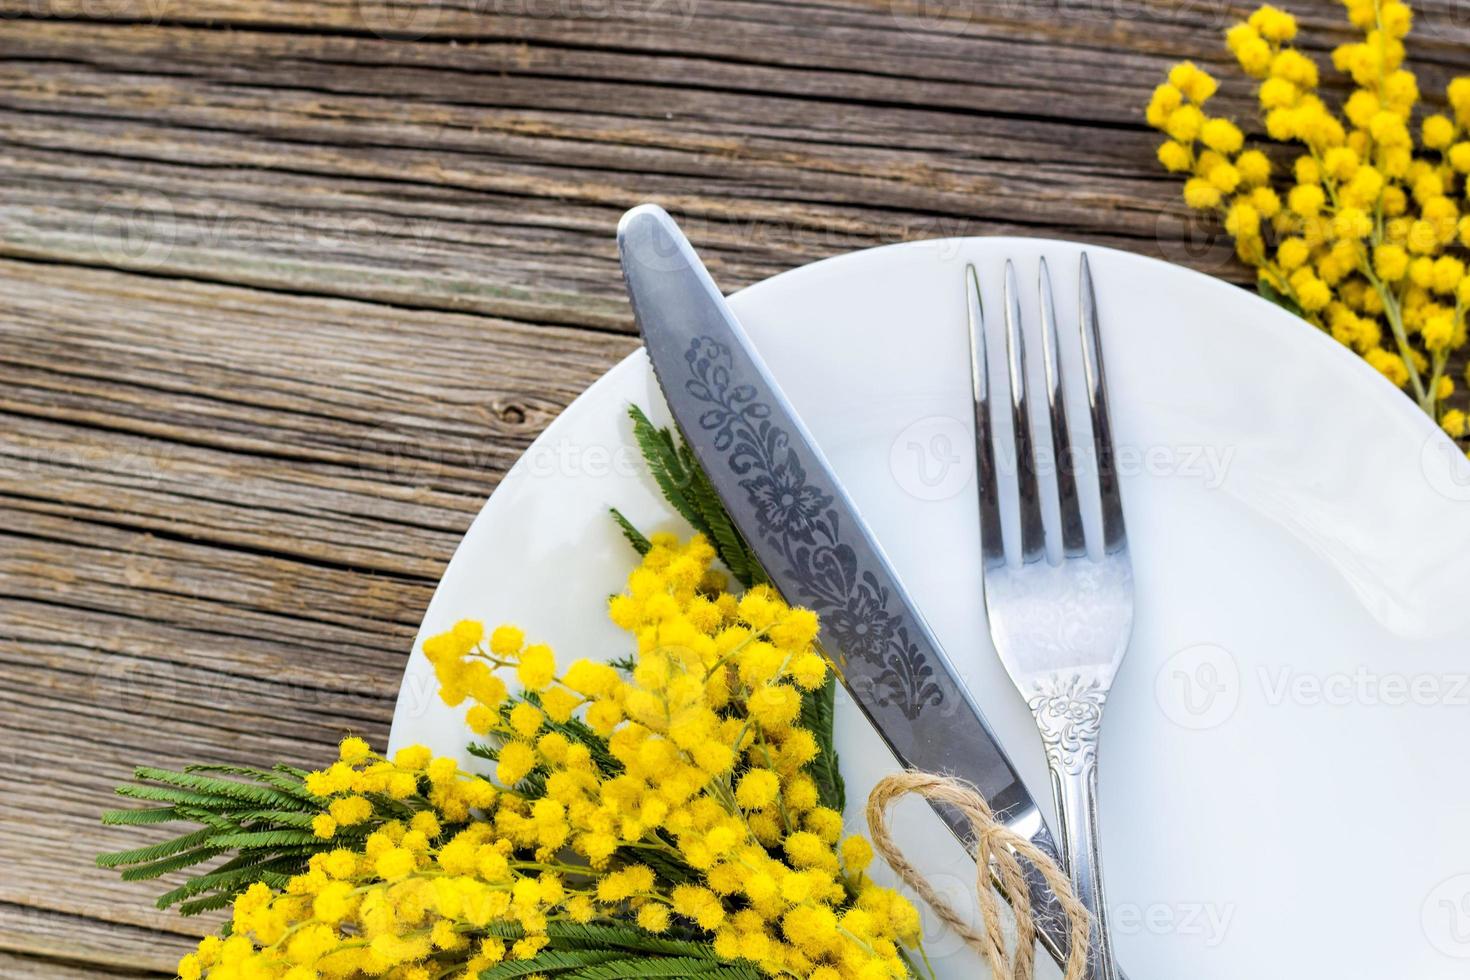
[521,691,621,777]
[117,845,227,881]
[97,827,218,869]
[610,508,652,556]
[99,806,180,826]
[132,767,307,810]
[635,970,763,980]
[573,957,739,978]
[799,671,845,812]
[480,949,626,978]
[676,442,763,588]
[172,806,250,833]
[222,809,319,829]
[538,921,719,958]
[204,829,324,850]
[155,854,301,911]
[114,784,240,808]
[1257,275,1307,319]
[175,891,238,916]
[184,765,319,804]
[613,839,698,886]
[628,406,702,525]
[623,406,765,588]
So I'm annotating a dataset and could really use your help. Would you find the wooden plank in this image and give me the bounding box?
[0,901,183,974]
[3,0,1464,972]
[5,1,1463,327]
[0,259,635,970]
[0,9,1273,327]
[0,948,165,979]
[0,259,635,555]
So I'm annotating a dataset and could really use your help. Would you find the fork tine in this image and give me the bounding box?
[1038,258,1087,558]
[1079,253,1127,553]
[1003,261,1046,565]
[966,265,1005,569]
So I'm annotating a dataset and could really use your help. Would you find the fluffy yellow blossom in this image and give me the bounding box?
[337,736,371,764]
[1201,117,1244,153]
[1443,408,1468,437]
[1184,177,1222,209]
[1249,4,1297,41]
[178,536,922,980]
[1157,139,1192,172]
[424,536,914,979]
[1148,0,1470,435]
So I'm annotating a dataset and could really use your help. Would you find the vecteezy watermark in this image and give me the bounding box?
[1158,643,1470,730]
[520,438,641,481]
[1110,443,1234,488]
[1155,643,1241,730]
[888,0,973,37]
[1153,205,1238,276]
[1259,665,1470,709]
[890,416,973,501]
[359,416,639,486]
[1421,431,1470,502]
[888,415,1236,501]
[90,653,393,717]
[88,194,456,274]
[1424,874,1470,959]
[3,439,184,492]
[0,0,174,19]
[356,0,445,37]
[1416,0,1470,41]
[354,0,699,38]
[90,191,177,269]
[890,0,1233,39]
[896,868,979,960]
[619,205,980,278]
[358,418,448,484]
[1112,901,1236,947]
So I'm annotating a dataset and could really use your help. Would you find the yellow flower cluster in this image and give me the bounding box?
[178,743,554,980]
[182,534,922,980]
[427,533,921,979]
[1148,0,1470,437]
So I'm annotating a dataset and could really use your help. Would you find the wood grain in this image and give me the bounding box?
[2,0,1466,974]
[0,260,633,972]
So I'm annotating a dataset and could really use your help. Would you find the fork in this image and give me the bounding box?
[967,255,1133,979]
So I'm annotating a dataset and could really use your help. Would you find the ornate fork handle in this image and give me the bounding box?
[1030,675,1115,980]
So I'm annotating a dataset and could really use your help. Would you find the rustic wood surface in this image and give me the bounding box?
[2,0,1467,974]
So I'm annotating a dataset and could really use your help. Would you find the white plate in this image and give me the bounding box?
[388,238,1470,979]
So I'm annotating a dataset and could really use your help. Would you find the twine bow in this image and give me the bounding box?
[865,772,1092,980]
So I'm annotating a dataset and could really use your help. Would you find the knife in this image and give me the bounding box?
[618,204,1109,975]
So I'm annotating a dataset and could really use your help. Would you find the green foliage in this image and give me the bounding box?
[567,956,758,978]
[481,949,627,978]
[468,692,701,887]
[614,405,844,812]
[479,922,764,979]
[1257,274,1306,319]
[617,405,766,589]
[98,765,347,913]
[98,399,861,977]
[799,670,845,812]
[610,508,653,556]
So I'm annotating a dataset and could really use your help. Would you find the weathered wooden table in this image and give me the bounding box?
[2,1,1466,974]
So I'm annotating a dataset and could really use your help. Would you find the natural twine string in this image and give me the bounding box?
[865,771,1092,980]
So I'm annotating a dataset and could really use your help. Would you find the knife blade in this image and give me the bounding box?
[618,203,1103,974]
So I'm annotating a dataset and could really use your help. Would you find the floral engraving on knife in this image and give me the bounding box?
[683,336,942,719]
[1027,673,1106,774]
